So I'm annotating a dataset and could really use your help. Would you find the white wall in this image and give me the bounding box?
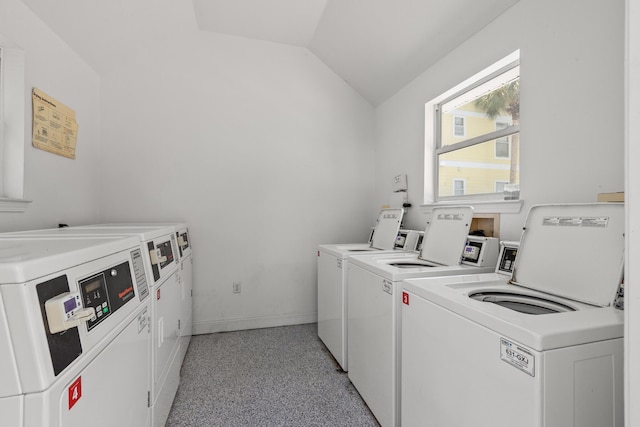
[375,0,625,240]
[98,30,376,333]
[626,0,639,423]
[0,0,102,231]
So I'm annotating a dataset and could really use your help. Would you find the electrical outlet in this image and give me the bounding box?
[233,281,241,294]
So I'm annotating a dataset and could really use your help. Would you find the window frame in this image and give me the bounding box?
[433,58,520,202]
[0,36,30,212]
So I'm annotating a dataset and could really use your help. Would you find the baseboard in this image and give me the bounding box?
[192,312,317,335]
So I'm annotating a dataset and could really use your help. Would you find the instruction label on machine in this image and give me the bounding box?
[500,338,535,377]
[542,216,609,228]
[131,249,149,301]
[437,213,465,221]
[382,280,392,295]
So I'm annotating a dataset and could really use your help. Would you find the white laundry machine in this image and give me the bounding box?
[401,203,625,427]
[0,235,151,427]
[1,225,183,427]
[317,208,412,371]
[346,206,498,427]
[75,223,193,367]
[173,225,193,365]
[317,228,422,372]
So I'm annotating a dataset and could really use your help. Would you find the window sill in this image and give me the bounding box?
[419,199,523,215]
[0,198,32,213]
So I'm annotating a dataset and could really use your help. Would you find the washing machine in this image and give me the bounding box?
[401,203,624,427]
[0,235,151,427]
[1,225,183,427]
[346,205,499,427]
[399,239,519,427]
[317,208,412,371]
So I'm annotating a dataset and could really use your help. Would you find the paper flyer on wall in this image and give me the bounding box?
[32,88,78,159]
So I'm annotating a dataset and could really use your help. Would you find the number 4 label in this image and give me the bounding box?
[68,377,82,409]
[402,291,409,305]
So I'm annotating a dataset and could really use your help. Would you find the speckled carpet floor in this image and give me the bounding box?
[166,323,379,427]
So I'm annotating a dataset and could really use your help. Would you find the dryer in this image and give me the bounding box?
[1,225,183,427]
[0,275,22,426]
[401,203,624,427]
[0,235,151,427]
[317,208,411,371]
[173,225,193,365]
[346,206,498,427]
[75,223,193,367]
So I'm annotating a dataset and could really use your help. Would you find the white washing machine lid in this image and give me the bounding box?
[318,243,396,258]
[511,203,624,307]
[348,251,493,281]
[418,206,473,266]
[370,209,404,250]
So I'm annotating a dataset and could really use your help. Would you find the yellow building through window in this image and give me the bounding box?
[434,57,520,200]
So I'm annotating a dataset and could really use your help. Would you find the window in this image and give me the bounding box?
[453,116,465,137]
[429,52,520,202]
[494,121,510,158]
[0,36,29,212]
[453,179,466,196]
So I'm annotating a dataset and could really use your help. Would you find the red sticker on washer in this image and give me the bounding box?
[402,291,409,305]
[68,377,82,409]
[157,289,161,300]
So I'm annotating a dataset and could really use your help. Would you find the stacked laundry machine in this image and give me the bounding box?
[0,234,151,427]
[0,223,193,427]
[401,203,624,427]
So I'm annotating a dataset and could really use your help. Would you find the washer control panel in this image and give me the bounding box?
[81,273,110,331]
[80,261,137,331]
[463,244,480,262]
[177,229,190,255]
[497,241,519,276]
[461,236,499,267]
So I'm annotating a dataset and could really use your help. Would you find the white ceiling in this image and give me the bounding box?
[192,0,329,47]
[21,0,520,106]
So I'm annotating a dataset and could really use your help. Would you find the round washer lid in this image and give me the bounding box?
[511,203,624,307]
[418,206,473,266]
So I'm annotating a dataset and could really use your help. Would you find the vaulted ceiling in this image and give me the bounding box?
[22,0,520,106]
